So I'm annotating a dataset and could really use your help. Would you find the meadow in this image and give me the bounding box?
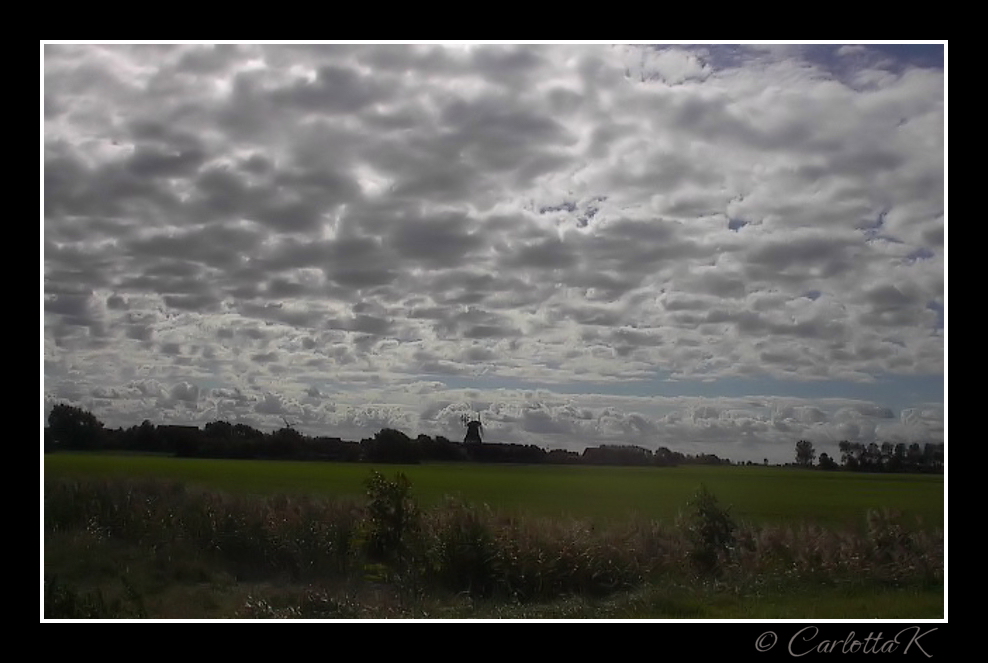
[43,453,945,619]
[43,453,943,528]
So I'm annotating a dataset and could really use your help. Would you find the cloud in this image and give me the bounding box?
[44,43,945,461]
[169,382,200,403]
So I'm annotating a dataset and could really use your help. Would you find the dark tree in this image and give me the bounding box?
[838,440,859,470]
[795,439,816,467]
[583,444,653,465]
[204,420,235,440]
[134,419,159,451]
[417,434,465,461]
[818,452,839,470]
[267,426,304,458]
[863,442,882,471]
[889,442,907,472]
[363,428,421,464]
[654,446,683,467]
[47,404,105,450]
[923,442,944,473]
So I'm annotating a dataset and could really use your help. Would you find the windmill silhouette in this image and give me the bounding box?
[461,412,483,444]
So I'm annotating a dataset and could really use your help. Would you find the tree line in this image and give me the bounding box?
[794,438,943,473]
[44,403,735,467]
[45,403,941,472]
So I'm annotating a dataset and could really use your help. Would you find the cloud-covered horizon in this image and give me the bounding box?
[43,43,944,463]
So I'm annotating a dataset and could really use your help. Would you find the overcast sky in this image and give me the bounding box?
[43,43,945,463]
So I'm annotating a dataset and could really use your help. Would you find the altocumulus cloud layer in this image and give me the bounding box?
[43,43,945,462]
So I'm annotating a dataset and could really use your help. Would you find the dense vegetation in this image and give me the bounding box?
[795,438,943,473]
[43,472,943,619]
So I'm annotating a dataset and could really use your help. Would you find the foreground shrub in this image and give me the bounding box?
[864,508,943,584]
[418,500,688,600]
[421,497,500,596]
[45,477,942,618]
[733,509,943,587]
[362,471,420,567]
[679,485,737,576]
[44,575,147,619]
[44,478,362,582]
[488,518,647,600]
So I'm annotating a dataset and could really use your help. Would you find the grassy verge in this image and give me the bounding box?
[43,473,943,619]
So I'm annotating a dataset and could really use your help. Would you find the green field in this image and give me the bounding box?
[43,453,944,619]
[44,453,944,530]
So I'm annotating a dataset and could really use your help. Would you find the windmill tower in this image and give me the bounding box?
[461,412,483,444]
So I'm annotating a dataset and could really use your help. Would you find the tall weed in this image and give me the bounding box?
[679,485,737,576]
[44,476,943,618]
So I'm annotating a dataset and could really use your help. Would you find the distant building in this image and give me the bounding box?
[464,419,483,444]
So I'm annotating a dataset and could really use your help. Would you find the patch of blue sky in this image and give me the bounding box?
[926,300,945,329]
[429,371,943,412]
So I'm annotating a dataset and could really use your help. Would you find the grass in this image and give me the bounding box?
[453,582,944,620]
[44,454,944,530]
[43,468,944,620]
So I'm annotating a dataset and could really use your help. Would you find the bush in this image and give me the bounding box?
[865,508,943,584]
[362,471,421,567]
[422,497,500,597]
[680,485,737,576]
